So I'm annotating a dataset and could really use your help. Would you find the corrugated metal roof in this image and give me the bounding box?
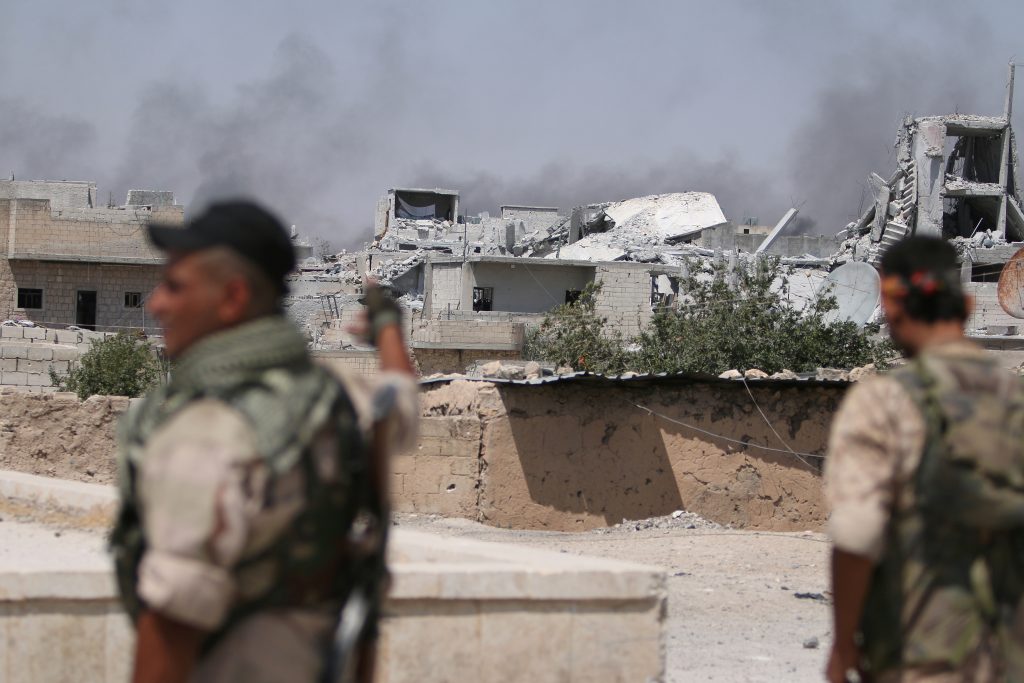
[418,370,853,388]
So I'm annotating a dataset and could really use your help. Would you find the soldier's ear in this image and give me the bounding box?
[219,276,254,325]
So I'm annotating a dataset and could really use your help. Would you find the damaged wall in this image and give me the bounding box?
[2,376,843,533]
[410,378,845,531]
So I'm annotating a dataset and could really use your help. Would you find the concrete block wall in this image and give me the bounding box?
[391,415,481,517]
[413,348,520,376]
[313,350,379,377]
[0,180,95,211]
[426,263,465,317]
[2,199,182,262]
[410,319,524,348]
[417,378,845,532]
[966,282,1021,331]
[3,261,161,330]
[0,326,161,392]
[594,265,654,337]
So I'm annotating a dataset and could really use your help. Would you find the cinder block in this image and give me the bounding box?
[50,360,70,374]
[16,359,45,373]
[52,346,79,361]
[0,359,15,372]
[27,346,53,361]
[1,345,29,359]
[2,372,27,386]
[22,327,45,339]
[0,326,24,339]
[27,373,51,387]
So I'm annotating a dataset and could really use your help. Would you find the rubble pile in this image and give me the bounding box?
[525,192,728,264]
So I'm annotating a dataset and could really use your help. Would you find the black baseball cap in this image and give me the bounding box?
[148,200,297,293]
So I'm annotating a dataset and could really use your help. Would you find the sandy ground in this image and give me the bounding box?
[395,513,834,683]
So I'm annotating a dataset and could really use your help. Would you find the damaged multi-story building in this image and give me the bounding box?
[837,64,1024,336]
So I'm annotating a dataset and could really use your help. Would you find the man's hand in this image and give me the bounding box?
[826,642,861,683]
[827,548,875,683]
[133,610,206,683]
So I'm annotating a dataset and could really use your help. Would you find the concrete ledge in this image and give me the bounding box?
[0,470,117,517]
[0,471,118,531]
[391,529,662,601]
[0,474,667,682]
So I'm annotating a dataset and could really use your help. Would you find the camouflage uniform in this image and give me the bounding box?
[825,341,1024,682]
[111,316,417,683]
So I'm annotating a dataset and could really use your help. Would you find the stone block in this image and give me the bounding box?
[27,346,53,361]
[2,372,27,386]
[16,359,44,374]
[2,345,29,359]
[52,346,79,362]
[27,373,51,387]
[54,329,81,344]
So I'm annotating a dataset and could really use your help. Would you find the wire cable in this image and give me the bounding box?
[630,401,826,460]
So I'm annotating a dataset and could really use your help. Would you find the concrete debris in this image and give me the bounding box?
[597,511,722,534]
[743,369,769,379]
[847,364,878,382]
[537,192,727,263]
[718,369,743,379]
[769,369,800,380]
[815,368,850,382]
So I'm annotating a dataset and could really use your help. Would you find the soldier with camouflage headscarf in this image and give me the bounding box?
[110,200,417,683]
[825,236,1024,683]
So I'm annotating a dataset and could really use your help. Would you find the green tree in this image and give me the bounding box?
[50,332,163,399]
[523,282,631,374]
[634,257,890,375]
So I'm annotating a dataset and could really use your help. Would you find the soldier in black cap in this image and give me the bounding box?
[111,200,417,682]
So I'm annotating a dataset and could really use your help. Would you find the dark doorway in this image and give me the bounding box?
[472,287,493,312]
[76,291,97,330]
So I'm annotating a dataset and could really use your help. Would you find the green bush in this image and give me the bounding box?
[525,257,893,375]
[523,282,631,374]
[50,332,163,399]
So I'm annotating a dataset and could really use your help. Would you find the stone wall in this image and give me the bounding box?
[966,282,1021,332]
[410,319,524,348]
[314,350,379,377]
[0,376,845,531]
[0,390,126,483]
[4,261,161,330]
[426,262,465,316]
[411,378,845,531]
[3,198,180,261]
[0,180,96,210]
[593,265,654,337]
[413,348,520,376]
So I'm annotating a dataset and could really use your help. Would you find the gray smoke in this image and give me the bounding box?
[1,3,1020,248]
[0,98,96,182]
[110,35,401,245]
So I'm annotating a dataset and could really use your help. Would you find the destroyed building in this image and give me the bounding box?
[0,180,183,331]
[835,65,1024,337]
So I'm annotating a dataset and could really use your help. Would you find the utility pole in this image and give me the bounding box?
[997,62,1015,240]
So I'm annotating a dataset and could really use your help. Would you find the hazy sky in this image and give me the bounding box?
[2,1,1022,247]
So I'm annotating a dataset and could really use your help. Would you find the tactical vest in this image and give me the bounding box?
[109,317,381,649]
[859,351,1024,679]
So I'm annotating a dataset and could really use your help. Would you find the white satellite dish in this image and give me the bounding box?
[817,262,880,327]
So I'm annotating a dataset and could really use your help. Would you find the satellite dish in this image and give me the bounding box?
[817,262,880,327]
[997,247,1024,318]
